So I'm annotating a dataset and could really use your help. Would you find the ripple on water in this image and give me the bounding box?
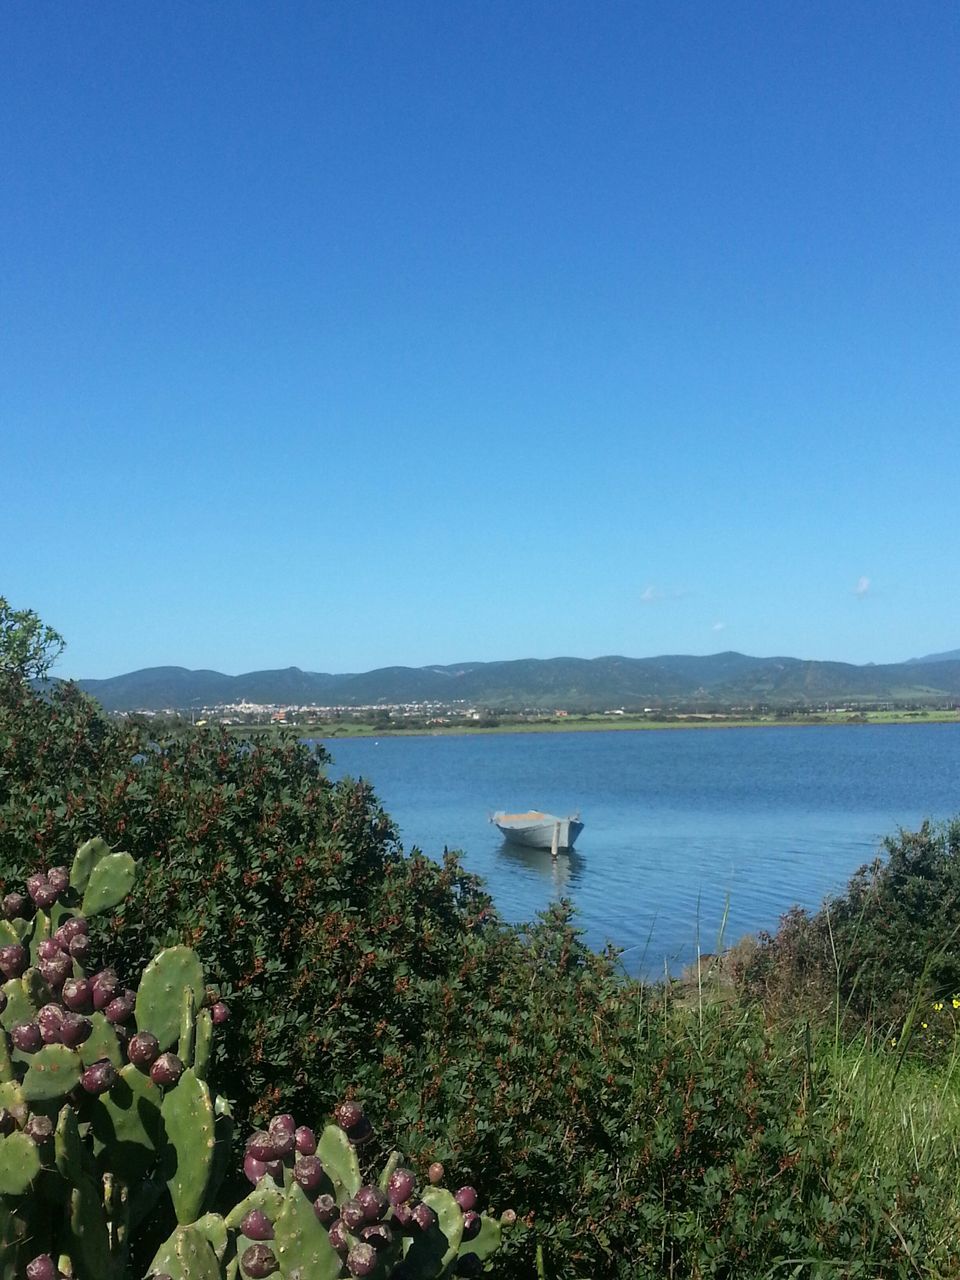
[317,724,960,977]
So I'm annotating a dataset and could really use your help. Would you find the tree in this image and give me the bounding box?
[0,596,65,680]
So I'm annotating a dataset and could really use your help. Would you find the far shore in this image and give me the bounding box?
[223,707,960,741]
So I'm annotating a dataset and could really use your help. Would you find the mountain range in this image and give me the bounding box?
[72,650,960,713]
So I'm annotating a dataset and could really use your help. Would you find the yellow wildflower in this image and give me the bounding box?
[890,1037,898,1047]
[934,1001,944,1012]
[922,1022,928,1029]
[952,997,960,1009]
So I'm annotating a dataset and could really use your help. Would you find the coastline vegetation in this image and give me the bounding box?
[214,705,960,742]
[2,612,960,1277]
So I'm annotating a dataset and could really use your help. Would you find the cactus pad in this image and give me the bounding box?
[150,1220,227,1280]
[274,1181,343,1280]
[54,1103,87,1183]
[193,1007,213,1080]
[162,1066,216,1223]
[403,1187,464,1277]
[23,965,49,1009]
[0,1129,41,1194]
[317,1122,361,1202]
[67,1172,117,1280]
[90,1061,164,1180]
[79,1012,123,1068]
[224,1179,285,1230]
[457,1213,502,1264]
[0,977,35,1031]
[136,946,205,1051]
[81,851,136,917]
[70,836,113,893]
[21,1042,82,1102]
[179,985,196,1065]
[206,1091,234,1213]
[0,1028,11,1086]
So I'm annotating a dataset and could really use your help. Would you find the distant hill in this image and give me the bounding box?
[72,651,960,713]
[908,649,960,665]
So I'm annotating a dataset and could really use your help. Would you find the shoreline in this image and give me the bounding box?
[224,709,960,741]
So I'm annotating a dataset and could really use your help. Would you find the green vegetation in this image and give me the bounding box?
[0,848,508,1279]
[221,706,960,741]
[3,627,960,1276]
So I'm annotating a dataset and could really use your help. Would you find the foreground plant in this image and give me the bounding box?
[0,839,510,1278]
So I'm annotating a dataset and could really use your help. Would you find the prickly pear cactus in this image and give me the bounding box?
[0,843,514,1280]
[0,841,236,1280]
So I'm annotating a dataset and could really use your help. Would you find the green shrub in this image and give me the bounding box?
[739,819,960,1029]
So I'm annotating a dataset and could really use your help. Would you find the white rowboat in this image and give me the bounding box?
[491,810,584,851]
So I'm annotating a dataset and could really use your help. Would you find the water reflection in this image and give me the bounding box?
[495,839,586,894]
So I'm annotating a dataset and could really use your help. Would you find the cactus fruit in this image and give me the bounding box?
[25,1257,57,1280]
[240,1243,278,1277]
[334,1099,363,1130]
[151,1052,185,1088]
[388,1167,416,1205]
[340,1198,366,1231]
[80,1057,117,1096]
[241,1209,275,1241]
[346,1243,378,1276]
[61,978,93,1013]
[454,1186,478,1211]
[2,894,27,921]
[294,1154,325,1194]
[128,1030,161,1070]
[313,1193,337,1223]
[11,1022,42,1053]
[0,946,27,980]
[59,1013,91,1049]
[47,867,69,894]
[104,989,136,1024]
[357,1183,388,1221]
[411,1202,438,1232]
[427,1161,444,1185]
[38,953,72,991]
[295,1124,317,1155]
[90,968,119,1011]
[24,1114,54,1144]
[69,934,91,964]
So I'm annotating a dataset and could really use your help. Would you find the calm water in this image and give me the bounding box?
[311,724,960,978]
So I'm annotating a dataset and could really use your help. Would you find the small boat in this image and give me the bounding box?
[491,810,584,851]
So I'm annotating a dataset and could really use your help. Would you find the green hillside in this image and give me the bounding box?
[73,650,960,712]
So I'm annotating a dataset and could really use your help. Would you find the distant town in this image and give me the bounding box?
[113,697,960,736]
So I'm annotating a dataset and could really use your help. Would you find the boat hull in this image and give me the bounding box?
[493,813,584,850]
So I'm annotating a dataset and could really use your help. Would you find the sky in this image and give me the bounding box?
[1,2,957,679]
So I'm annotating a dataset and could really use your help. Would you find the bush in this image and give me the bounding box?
[738,819,960,1029]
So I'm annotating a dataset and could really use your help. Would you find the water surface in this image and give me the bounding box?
[312,724,960,977]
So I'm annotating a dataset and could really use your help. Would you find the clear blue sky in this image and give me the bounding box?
[2,2,957,679]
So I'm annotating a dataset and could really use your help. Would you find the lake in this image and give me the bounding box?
[311,724,960,978]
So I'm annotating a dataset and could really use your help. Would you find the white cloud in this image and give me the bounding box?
[853,575,871,598]
[712,621,726,632]
[640,584,690,605]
